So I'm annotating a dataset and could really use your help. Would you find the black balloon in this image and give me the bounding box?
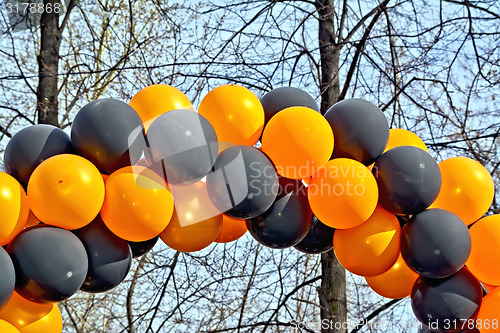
[373,146,442,214]
[294,215,335,254]
[260,87,319,125]
[411,268,482,333]
[71,98,144,174]
[73,217,132,293]
[0,246,15,310]
[275,176,307,198]
[206,145,279,219]
[324,98,389,165]
[128,236,158,258]
[145,110,218,185]
[246,177,312,249]
[401,209,471,279]
[4,124,73,186]
[7,225,88,303]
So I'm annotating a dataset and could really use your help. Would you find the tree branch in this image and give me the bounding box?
[59,0,77,32]
[145,251,180,333]
[339,0,389,101]
[350,298,404,333]
[264,276,321,330]
[126,255,148,333]
[444,0,500,19]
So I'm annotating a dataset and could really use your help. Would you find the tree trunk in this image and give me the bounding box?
[319,250,347,333]
[37,0,62,126]
[316,0,341,115]
[315,0,347,332]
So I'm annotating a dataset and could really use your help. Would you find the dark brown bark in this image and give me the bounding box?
[318,250,347,333]
[36,0,62,126]
[316,0,341,115]
[315,1,391,331]
[315,0,346,332]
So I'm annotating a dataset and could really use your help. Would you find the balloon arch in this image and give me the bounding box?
[0,84,497,332]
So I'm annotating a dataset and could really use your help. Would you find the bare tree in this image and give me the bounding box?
[0,0,498,332]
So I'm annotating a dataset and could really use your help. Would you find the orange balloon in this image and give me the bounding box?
[100,166,174,242]
[308,158,378,229]
[0,320,19,333]
[481,282,499,293]
[19,305,62,333]
[430,157,494,225]
[217,141,237,154]
[215,216,247,243]
[0,291,52,329]
[365,254,418,299]
[466,215,500,286]
[161,211,222,252]
[24,210,40,229]
[129,84,193,126]
[476,287,500,333]
[27,154,104,230]
[161,180,222,252]
[384,129,428,153]
[198,84,264,146]
[334,206,401,276]
[168,180,223,225]
[262,107,334,179]
[0,172,29,246]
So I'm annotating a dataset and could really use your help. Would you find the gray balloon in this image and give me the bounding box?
[71,98,145,174]
[324,98,389,165]
[206,145,279,219]
[373,146,442,215]
[0,246,15,310]
[260,87,319,125]
[401,209,471,279]
[294,215,335,254]
[128,236,158,258]
[74,217,132,293]
[4,124,73,186]
[411,268,482,333]
[246,177,312,249]
[7,225,88,303]
[145,110,218,185]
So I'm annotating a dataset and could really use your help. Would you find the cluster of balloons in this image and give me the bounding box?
[0,83,497,332]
